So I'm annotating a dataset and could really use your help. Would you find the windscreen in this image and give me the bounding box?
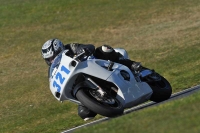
[49,53,62,77]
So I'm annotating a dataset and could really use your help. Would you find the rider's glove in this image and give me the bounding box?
[77,47,91,56]
[84,48,92,56]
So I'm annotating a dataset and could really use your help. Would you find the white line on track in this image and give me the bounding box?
[61,85,200,133]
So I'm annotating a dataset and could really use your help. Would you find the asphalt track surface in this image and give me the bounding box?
[61,85,200,133]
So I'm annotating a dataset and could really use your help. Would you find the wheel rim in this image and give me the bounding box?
[89,89,116,105]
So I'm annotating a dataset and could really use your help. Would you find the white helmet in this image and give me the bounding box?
[41,39,64,66]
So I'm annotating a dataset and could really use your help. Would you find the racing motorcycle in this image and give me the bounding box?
[49,48,172,117]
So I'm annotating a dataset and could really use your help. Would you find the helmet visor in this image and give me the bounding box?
[45,54,56,66]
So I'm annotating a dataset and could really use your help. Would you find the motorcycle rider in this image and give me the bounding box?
[41,38,141,121]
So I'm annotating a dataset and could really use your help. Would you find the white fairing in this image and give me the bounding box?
[106,65,152,108]
[49,49,152,108]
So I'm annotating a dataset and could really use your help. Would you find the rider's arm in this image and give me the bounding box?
[66,43,95,56]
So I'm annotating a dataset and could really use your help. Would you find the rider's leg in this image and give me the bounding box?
[94,45,142,71]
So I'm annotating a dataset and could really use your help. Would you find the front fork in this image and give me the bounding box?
[73,76,106,97]
[86,77,106,96]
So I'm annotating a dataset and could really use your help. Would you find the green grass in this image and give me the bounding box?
[0,0,200,133]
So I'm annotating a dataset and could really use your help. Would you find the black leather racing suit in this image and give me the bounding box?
[64,43,135,70]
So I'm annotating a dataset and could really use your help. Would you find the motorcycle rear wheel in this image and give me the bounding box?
[76,88,124,117]
[148,75,172,102]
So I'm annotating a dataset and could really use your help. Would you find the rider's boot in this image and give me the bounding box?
[78,105,97,121]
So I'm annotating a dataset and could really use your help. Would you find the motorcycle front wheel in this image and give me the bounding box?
[76,88,124,117]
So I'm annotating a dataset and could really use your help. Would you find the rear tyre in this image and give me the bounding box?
[147,74,172,102]
[76,88,124,117]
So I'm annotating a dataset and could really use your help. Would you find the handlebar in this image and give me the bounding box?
[73,50,86,62]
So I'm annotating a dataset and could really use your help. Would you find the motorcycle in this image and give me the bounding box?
[49,48,172,117]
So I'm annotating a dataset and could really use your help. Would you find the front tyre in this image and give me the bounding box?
[76,88,124,117]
